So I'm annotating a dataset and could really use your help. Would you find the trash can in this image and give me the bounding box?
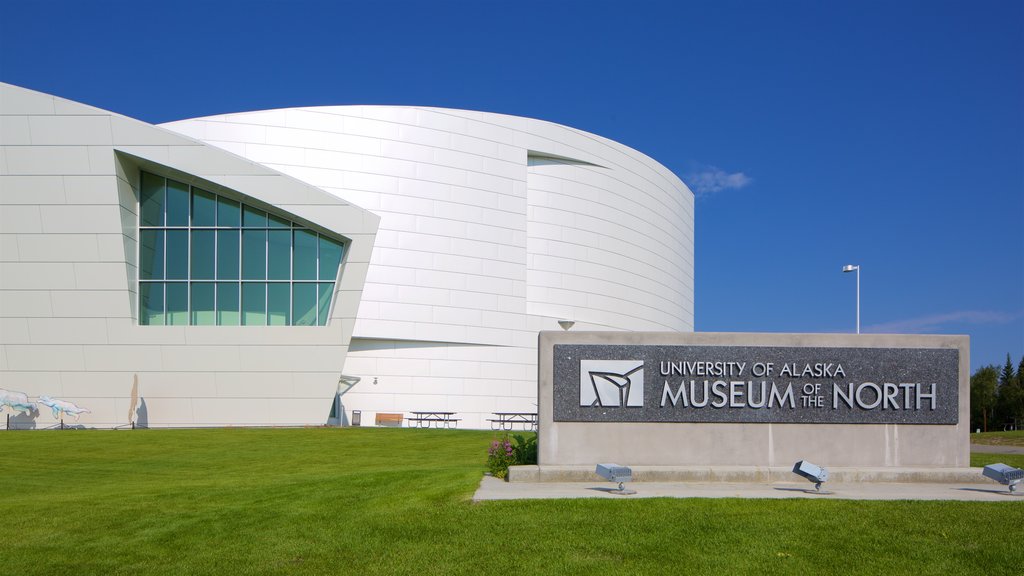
[352,410,361,427]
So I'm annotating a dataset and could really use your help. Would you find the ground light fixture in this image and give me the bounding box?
[842,264,860,334]
[792,460,831,494]
[982,463,1024,494]
[595,463,636,495]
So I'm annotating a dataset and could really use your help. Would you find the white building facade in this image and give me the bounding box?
[1,83,693,429]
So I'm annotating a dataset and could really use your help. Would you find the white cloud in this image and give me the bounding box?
[865,310,1022,334]
[685,166,752,196]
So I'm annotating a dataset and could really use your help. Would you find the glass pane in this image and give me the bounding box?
[242,230,266,280]
[140,172,164,227]
[139,282,164,325]
[166,283,188,326]
[140,230,164,280]
[293,229,317,280]
[269,214,290,228]
[166,230,189,280]
[191,283,215,325]
[268,283,290,326]
[317,283,334,326]
[191,230,215,279]
[267,230,291,280]
[293,283,317,326]
[166,179,189,226]
[192,188,216,227]
[243,205,267,228]
[217,230,240,280]
[217,196,240,227]
[318,235,344,281]
[241,282,266,326]
[217,282,240,326]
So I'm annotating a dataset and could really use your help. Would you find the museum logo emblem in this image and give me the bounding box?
[580,360,644,407]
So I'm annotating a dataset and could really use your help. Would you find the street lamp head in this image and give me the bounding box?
[842,264,859,273]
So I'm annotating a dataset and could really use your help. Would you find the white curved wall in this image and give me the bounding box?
[164,106,693,428]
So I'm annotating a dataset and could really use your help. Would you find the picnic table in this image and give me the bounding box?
[487,412,537,431]
[407,411,460,429]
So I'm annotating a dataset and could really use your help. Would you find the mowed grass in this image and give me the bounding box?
[971,429,1024,447]
[2,429,1022,576]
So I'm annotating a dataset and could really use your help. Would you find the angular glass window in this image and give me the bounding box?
[166,283,189,326]
[140,172,164,227]
[165,230,189,280]
[293,283,317,326]
[293,229,317,280]
[241,282,266,326]
[192,188,216,227]
[166,179,190,227]
[138,171,347,327]
[269,213,290,228]
[243,205,267,228]
[242,230,267,280]
[140,282,164,325]
[319,236,344,281]
[140,230,164,280]
[217,196,240,227]
[191,283,215,325]
[268,283,290,326]
[267,230,291,280]
[217,282,240,326]
[217,230,240,280]
[317,283,334,326]
[191,230,215,280]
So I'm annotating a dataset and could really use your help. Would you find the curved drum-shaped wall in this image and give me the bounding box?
[164,107,694,428]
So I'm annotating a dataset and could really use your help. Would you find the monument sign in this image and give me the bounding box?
[539,332,969,468]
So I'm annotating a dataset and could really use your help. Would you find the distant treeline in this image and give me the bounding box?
[970,354,1024,432]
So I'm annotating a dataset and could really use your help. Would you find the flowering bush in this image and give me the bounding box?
[487,436,516,479]
[486,433,537,479]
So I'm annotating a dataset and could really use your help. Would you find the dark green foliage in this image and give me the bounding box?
[1,429,1021,576]
[994,354,1024,430]
[511,432,537,465]
[971,365,999,431]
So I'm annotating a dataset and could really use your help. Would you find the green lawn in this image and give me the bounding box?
[971,429,1024,447]
[1,428,1021,575]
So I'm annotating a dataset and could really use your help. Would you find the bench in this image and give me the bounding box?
[375,412,404,427]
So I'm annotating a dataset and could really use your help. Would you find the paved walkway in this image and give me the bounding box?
[473,476,1022,502]
[971,444,1024,455]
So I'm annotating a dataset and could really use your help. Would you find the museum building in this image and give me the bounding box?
[0,83,694,429]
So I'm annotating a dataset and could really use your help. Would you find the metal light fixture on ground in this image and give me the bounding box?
[792,460,831,494]
[982,463,1023,494]
[595,463,636,495]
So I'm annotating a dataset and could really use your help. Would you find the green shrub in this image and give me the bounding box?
[511,433,537,465]
[487,433,537,479]
[486,436,516,479]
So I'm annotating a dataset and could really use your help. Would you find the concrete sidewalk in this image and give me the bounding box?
[971,443,1024,455]
[473,475,1023,502]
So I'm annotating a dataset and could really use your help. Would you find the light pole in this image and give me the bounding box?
[842,264,860,334]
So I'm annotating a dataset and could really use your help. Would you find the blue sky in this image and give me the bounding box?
[2,0,1021,370]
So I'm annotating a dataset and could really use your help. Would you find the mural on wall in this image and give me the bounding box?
[1,389,35,416]
[38,396,91,421]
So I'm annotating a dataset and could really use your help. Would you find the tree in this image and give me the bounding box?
[995,354,1024,430]
[999,354,1016,388]
[971,365,999,432]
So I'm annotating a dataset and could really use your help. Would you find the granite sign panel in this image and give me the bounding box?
[553,344,958,424]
